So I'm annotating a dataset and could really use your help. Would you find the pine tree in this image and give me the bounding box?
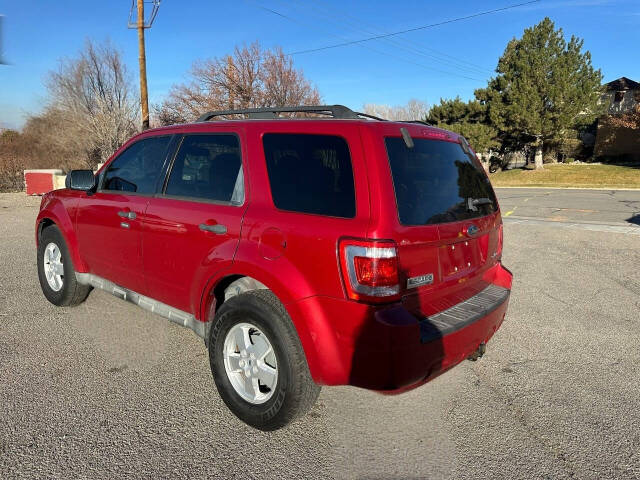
[426,97,500,153]
[477,17,602,169]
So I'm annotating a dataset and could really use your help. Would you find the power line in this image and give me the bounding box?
[290,0,494,76]
[248,1,486,82]
[287,0,541,55]
[309,0,495,74]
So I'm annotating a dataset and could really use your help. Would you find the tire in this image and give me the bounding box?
[209,290,320,431]
[37,225,91,307]
[489,163,499,173]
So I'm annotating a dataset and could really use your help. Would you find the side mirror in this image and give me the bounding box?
[66,170,97,191]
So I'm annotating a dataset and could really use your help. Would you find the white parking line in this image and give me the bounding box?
[504,217,640,235]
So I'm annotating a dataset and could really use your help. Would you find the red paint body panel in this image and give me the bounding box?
[143,197,245,313]
[35,118,513,392]
[36,190,87,272]
[75,192,149,293]
[287,262,512,388]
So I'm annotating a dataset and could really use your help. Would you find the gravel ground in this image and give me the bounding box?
[1,191,639,479]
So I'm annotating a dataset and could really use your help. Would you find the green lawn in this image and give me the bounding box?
[489,163,640,189]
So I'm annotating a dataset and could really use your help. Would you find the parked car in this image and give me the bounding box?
[35,105,513,430]
[488,152,528,173]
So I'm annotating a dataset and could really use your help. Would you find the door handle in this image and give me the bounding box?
[199,223,227,235]
[118,210,136,220]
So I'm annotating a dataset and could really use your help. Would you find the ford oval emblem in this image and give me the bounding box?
[466,224,479,236]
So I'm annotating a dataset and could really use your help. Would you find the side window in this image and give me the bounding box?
[263,133,356,218]
[102,136,171,194]
[165,134,243,204]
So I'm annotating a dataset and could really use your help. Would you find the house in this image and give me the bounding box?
[599,77,640,114]
[593,77,640,162]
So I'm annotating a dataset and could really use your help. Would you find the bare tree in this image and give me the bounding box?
[44,39,139,167]
[0,130,26,191]
[262,48,321,108]
[2,40,137,189]
[363,99,429,121]
[155,42,321,125]
[0,113,77,191]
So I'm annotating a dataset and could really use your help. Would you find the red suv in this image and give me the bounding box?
[35,105,512,430]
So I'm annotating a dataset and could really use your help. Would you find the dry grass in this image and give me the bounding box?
[489,163,640,189]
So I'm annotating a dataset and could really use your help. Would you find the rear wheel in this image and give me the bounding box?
[37,225,91,306]
[209,290,320,430]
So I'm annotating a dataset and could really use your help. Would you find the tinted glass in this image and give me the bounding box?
[103,136,171,194]
[165,134,243,203]
[385,137,497,225]
[263,134,355,218]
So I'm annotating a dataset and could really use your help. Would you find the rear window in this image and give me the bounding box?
[385,137,497,225]
[263,133,355,218]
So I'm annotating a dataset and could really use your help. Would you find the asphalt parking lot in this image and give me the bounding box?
[498,187,640,227]
[1,188,639,479]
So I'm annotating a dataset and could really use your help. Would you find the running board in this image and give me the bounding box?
[75,272,209,341]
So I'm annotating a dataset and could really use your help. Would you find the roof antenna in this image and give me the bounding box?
[400,127,414,148]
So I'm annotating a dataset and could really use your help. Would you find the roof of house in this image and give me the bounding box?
[604,77,640,91]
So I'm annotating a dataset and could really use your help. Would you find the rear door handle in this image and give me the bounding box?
[118,210,136,220]
[199,223,227,235]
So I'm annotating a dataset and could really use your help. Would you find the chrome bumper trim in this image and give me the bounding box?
[75,273,210,341]
[420,284,510,343]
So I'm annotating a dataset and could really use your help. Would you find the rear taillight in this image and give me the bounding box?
[497,223,504,258]
[339,239,400,303]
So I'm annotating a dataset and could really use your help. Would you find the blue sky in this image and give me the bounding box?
[1,0,638,129]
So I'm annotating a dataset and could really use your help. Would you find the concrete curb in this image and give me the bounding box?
[493,186,640,191]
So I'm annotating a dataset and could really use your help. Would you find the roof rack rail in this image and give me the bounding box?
[197,105,387,122]
[403,120,436,126]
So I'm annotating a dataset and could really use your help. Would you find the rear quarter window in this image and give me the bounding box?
[263,133,356,218]
[385,137,497,225]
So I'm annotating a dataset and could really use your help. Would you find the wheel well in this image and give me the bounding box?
[210,275,269,317]
[212,275,243,315]
[202,275,270,347]
[38,218,55,242]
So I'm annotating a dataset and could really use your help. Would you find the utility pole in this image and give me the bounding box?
[128,1,161,130]
[227,56,235,110]
[136,0,149,130]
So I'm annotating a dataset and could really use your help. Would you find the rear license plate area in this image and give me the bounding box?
[439,239,478,278]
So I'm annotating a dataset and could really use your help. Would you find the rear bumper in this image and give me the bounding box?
[288,263,512,391]
[368,287,509,392]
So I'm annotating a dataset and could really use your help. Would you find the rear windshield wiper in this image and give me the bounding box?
[467,197,492,212]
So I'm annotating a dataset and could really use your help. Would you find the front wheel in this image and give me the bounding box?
[209,290,320,430]
[37,225,91,306]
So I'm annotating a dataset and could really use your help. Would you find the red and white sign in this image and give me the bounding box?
[24,169,64,195]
